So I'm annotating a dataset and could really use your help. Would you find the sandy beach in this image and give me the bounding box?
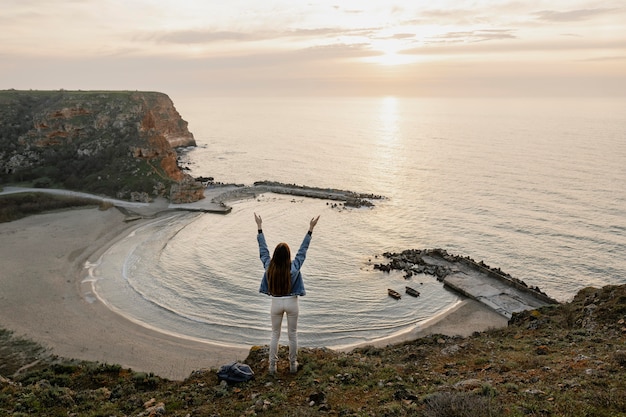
[0,206,507,380]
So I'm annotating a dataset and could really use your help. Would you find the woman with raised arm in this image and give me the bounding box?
[254,212,320,375]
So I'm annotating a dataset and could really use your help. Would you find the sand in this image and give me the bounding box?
[0,206,507,380]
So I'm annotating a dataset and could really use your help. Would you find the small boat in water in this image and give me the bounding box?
[388,288,401,299]
[405,286,420,297]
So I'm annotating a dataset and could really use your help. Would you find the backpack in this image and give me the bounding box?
[217,362,254,384]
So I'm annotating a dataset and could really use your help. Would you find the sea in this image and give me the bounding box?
[89,96,626,349]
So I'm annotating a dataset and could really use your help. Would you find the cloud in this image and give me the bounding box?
[533,8,618,22]
[389,33,416,40]
[199,42,376,68]
[295,43,376,60]
[339,8,365,15]
[426,29,517,44]
[412,7,494,26]
[143,26,377,46]
[577,55,626,62]
[153,30,253,44]
[401,38,626,56]
[287,27,376,38]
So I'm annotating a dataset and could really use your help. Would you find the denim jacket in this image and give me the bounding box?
[257,231,311,296]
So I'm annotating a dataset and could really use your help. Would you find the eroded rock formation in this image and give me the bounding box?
[0,90,201,202]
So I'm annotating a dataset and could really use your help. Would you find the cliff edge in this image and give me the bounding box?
[0,90,203,203]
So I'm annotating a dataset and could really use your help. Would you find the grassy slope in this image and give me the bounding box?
[1,284,625,416]
[0,193,107,223]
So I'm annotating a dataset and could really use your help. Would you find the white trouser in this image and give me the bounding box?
[269,295,299,366]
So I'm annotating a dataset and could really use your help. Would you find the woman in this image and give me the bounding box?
[254,212,320,374]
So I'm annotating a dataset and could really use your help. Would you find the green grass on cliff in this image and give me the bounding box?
[0,89,151,102]
[1,285,625,416]
[0,193,107,223]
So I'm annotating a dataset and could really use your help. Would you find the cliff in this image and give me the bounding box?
[0,90,203,202]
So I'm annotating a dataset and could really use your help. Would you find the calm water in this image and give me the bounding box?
[91,97,626,348]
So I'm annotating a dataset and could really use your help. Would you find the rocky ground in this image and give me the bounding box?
[1,284,625,417]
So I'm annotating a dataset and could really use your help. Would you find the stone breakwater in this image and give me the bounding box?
[206,181,384,209]
[374,248,559,318]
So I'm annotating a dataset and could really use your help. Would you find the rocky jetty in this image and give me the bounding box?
[206,181,384,209]
[0,90,202,203]
[375,248,559,318]
[253,181,384,208]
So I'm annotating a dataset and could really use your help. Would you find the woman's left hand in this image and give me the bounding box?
[309,215,320,232]
[254,212,263,228]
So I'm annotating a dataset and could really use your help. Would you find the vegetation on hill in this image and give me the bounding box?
[0,192,111,223]
[1,284,625,416]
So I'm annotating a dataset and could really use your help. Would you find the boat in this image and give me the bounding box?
[388,289,401,299]
[405,286,420,297]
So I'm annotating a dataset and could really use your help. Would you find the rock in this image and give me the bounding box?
[524,388,546,397]
[0,375,16,387]
[169,177,205,203]
[195,176,214,184]
[318,403,331,411]
[263,399,271,411]
[453,378,483,391]
[441,344,461,355]
[144,402,166,417]
[308,392,326,404]
[130,191,151,203]
[35,379,52,390]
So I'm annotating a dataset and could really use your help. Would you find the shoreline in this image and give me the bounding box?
[0,207,249,380]
[0,205,508,380]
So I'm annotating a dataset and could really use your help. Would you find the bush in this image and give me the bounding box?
[32,177,53,188]
[422,392,502,417]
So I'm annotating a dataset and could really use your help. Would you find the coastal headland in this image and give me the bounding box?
[0,90,203,203]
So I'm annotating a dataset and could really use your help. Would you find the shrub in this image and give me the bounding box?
[422,391,502,417]
[614,350,626,367]
[32,176,53,188]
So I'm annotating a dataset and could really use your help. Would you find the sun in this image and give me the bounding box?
[375,51,417,66]
[364,39,418,66]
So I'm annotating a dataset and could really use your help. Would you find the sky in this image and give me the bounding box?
[1,0,625,97]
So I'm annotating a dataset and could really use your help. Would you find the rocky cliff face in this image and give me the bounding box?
[0,90,203,202]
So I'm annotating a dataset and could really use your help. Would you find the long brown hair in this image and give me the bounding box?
[267,242,291,296]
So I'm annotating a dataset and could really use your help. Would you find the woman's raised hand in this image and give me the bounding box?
[254,212,263,229]
[309,215,320,232]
